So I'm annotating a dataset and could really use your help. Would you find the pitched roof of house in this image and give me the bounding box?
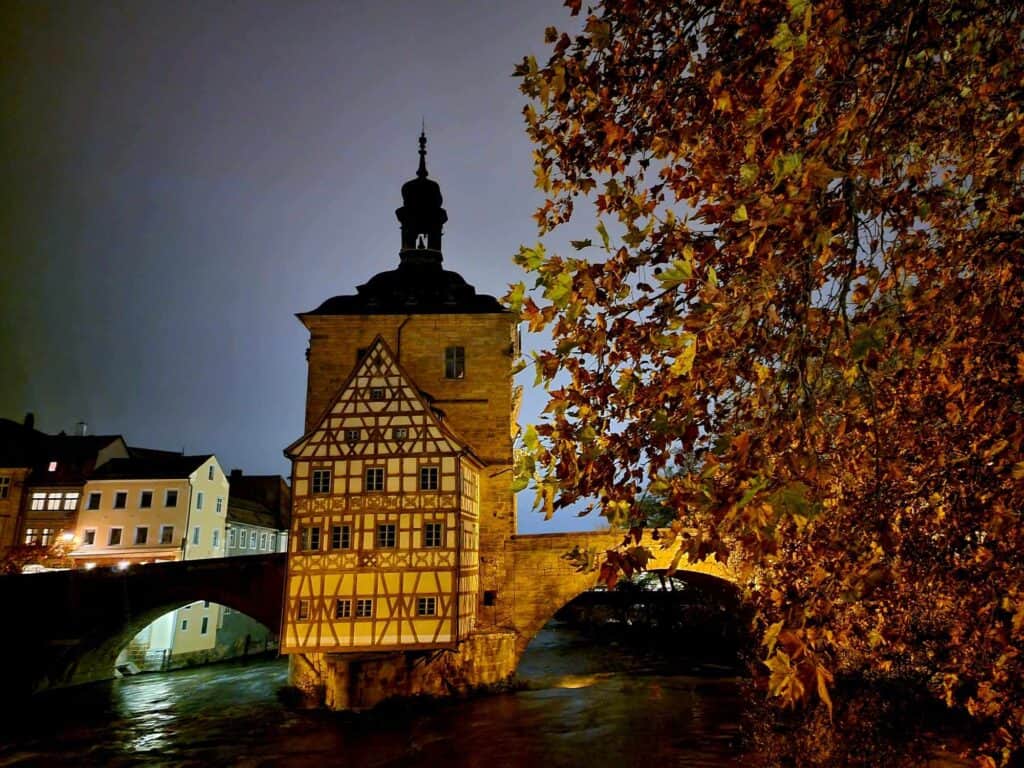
[89,454,213,481]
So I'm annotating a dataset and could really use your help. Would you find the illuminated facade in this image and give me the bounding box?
[282,134,517,667]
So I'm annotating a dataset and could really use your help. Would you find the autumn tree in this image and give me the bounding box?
[512,0,1024,763]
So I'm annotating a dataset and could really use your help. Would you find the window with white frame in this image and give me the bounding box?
[215,497,223,514]
[300,526,321,551]
[87,492,101,510]
[417,597,437,616]
[335,599,352,618]
[376,524,396,548]
[114,491,127,509]
[392,427,408,441]
[423,522,443,548]
[249,531,257,548]
[229,528,237,547]
[83,529,96,545]
[62,492,79,511]
[331,524,351,550]
[139,491,153,508]
[312,469,331,495]
[212,529,220,548]
[160,525,174,545]
[109,527,123,546]
[30,493,45,510]
[238,528,247,549]
[419,466,439,491]
[345,428,360,443]
[365,467,384,492]
[134,527,148,545]
[47,492,61,510]
[444,346,465,379]
[297,599,310,620]
[260,532,267,549]
[356,599,373,618]
[24,528,53,546]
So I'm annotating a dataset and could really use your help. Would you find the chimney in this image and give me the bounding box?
[23,412,35,430]
[230,469,243,480]
[76,421,88,436]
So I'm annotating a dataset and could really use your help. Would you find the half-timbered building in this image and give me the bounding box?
[283,336,481,651]
[281,133,517,672]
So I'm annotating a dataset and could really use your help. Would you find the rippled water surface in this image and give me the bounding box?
[0,623,752,767]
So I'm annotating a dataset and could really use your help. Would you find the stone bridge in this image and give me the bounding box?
[1,533,734,701]
[0,554,285,697]
[506,530,736,654]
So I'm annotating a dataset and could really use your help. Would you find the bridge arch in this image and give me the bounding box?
[506,532,738,661]
[0,554,286,696]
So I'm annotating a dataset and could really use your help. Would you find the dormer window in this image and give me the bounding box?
[48,461,57,472]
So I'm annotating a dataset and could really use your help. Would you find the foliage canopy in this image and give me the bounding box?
[513,0,1024,762]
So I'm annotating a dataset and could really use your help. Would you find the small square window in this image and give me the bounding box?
[86,492,101,510]
[366,467,384,492]
[424,522,443,548]
[417,597,437,616]
[109,527,123,546]
[356,599,373,618]
[140,491,153,508]
[300,526,321,551]
[335,599,352,619]
[393,427,408,441]
[419,466,439,491]
[445,346,465,379]
[483,590,497,607]
[312,469,331,495]
[376,524,396,549]
[369,387,385,401]
[297,599,311,620]
[165,490,178,507]
[331,524,351,550]
[114,492,128,509]
[345,429,360,443]
[160,525,175,545]
[135,527,148,545]
[48,461,58,472]
[83,529,96,545]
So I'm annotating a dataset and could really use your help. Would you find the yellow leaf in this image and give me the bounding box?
[763,620,784,654]
[816,664,834,722]
[732,203,748,222]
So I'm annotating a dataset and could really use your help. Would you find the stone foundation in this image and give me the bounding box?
[288,631,519,711]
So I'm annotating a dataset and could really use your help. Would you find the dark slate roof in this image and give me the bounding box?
[0,419,129,484]
[227,496,282,530]
[303,260,506,316]
[0,418,41,467]
[90,454,212,480]
[228,473,291,528]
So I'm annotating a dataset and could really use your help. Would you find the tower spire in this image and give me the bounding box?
[417,125,428,179]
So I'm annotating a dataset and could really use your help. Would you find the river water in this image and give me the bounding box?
[0,621,753,767]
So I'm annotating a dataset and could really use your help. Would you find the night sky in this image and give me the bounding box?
[1,1,599,533]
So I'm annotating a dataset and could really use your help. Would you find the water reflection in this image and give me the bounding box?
[0,623,751,767]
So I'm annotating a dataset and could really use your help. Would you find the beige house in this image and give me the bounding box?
[71,452,229,665]
[72,453,228,567]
